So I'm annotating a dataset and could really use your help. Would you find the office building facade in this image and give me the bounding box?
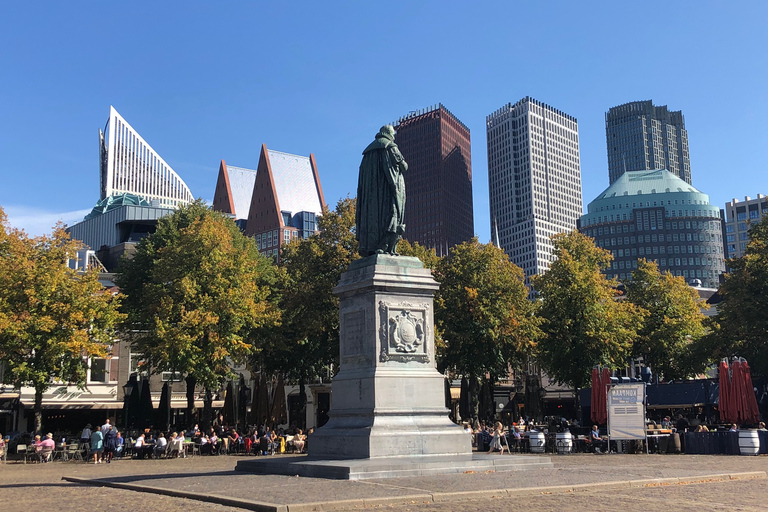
[579,170,725,289]
[606,100,691,185]
[394,104,474,256]
[487,97,583,282]
[243,145,325,260]
[212,161,258,231]
[723,194,768,259]
[99,106,194,207]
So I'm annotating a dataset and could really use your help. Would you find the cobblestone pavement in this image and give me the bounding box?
[1,453,766,511]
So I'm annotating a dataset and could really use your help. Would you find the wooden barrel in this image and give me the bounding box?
[529,432,546,453]
[739,430,760,456]
[667,433,681,453]
[555,432,572,454]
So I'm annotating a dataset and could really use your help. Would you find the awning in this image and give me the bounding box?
[21,401,122,410]
[543,391,575,401]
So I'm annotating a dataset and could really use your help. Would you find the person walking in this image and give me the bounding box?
[90,426,104,463]
[487,422,507,455]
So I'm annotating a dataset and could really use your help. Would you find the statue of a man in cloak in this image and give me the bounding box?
[356,125,408,257]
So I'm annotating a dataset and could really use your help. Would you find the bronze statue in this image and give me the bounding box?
[356,125,408,256]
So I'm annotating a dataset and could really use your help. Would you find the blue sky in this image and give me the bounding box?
[1,1,766,240]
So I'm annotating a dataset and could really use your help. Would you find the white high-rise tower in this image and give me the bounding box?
[486,97,583,283]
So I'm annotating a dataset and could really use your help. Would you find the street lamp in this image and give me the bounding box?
[122,374,138,430]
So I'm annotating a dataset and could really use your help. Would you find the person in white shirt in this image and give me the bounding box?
[101,419,111,436]
[154,433,168,458]
[134,433,147,459]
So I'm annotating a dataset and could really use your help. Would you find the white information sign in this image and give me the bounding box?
[607,383,646,440]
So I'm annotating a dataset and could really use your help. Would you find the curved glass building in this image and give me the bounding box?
[99,106,193,207]
[579,170,725,288]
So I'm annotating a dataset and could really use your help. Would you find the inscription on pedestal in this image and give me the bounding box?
[378,301,430,363]
[341,310,366,364]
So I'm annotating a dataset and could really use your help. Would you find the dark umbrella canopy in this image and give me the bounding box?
[155,381,172,433]
[128,378,142,428]
[137,378,155,430]
[459,376,470,422]
[222,381,236,426]
[255,373,270,427]
[270,375,287,427]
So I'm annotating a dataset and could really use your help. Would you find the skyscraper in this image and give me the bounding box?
[487,97,583,282]
[606,100,691,185]
[99,106,193,207]
[723,194,767,259]
[393,104,473,257]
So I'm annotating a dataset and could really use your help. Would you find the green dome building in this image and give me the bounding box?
[579,170,725,288]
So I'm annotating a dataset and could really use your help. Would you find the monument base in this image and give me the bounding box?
[235,454,554,480]
[309,254,471,460]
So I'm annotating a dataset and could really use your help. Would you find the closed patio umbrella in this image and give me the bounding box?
[459,376,470,422]
[270,375,288,427]
[255,373,270,427]
[740,359,760,424]
[718,359,733,423]
[222,381,236,426]
[138,377,154,429]
[590,368,600,424]
[155,381,172,433]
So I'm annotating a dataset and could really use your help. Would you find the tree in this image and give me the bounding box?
[434,238,540,421]
[397,239,442,270]
[711,213,768,377]
[116,201,279,426]
[0,208,124,432]
[532,231,643,390]
[253,198,358,427]
[625,259,708,380]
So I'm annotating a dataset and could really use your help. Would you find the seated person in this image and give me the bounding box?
[209,433,219,454]
[200,435,210,455]
[292,429,306,453]
[134,433,149,459]
[154,433,168,458]
[588,425,606,453]
[115,432,125,457]
[39,433,56,462]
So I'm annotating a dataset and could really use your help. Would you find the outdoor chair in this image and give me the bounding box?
[17,444,36,464]
[38,447,53,463]
[258,437,273,455]
[65,443,82,462]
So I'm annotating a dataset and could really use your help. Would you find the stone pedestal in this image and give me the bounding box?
[308,254,471,459]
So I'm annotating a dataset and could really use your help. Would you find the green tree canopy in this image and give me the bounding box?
[625,259,708,380]
[0,207,124,432]
[434,238,539,382]
[397,239,442,270]
[532,231,643,390]
[711,213,768,377]
[116,200,279,417]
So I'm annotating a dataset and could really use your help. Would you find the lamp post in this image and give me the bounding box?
[122,374,138,430]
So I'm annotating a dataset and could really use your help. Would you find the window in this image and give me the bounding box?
[161,371,183,382]
[129,352,147,375]
[89,358,109,383]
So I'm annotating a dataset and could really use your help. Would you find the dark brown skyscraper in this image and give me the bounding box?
[394,104,474,257]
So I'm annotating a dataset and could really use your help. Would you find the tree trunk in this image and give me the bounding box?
[185,375,197,428]
[34,388,44,434]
